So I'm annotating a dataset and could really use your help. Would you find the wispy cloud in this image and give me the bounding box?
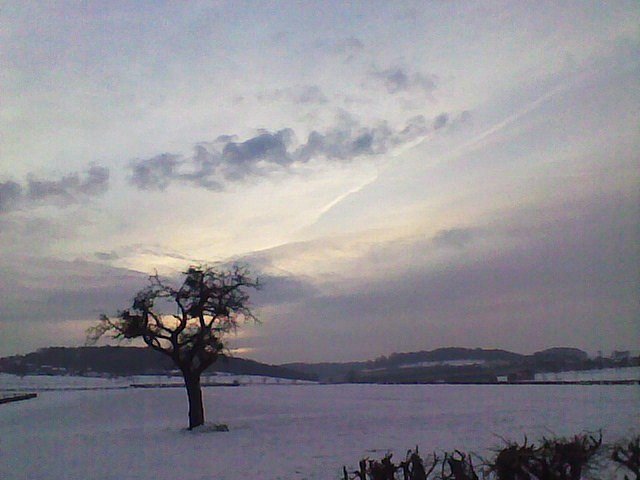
[334,36,364,55]
[258,85,328,105]
[0,257,147,325]
[242,192,640,361]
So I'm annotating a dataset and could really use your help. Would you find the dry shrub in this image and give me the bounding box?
[612,436,640,480]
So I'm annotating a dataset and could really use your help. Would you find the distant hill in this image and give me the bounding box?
[0,346,317,381]
[533,347,589,361]
[283,347,600,383]
[284,347,524,381]
[379,347,524,365]
[2,345,629,384]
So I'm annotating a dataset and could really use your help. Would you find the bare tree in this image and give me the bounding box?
[87,264,259,429]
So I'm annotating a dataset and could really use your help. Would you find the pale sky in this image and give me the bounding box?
[1,1,638,362]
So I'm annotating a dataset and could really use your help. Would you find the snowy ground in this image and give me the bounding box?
[1,375,638,480]
[0,373,307,393]
[534,366,640,382]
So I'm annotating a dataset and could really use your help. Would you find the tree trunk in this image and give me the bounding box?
[183,373,205,430]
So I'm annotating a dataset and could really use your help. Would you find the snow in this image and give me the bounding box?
[0,373,307,392]
[534,366,640,382]
[398,359,486,369]
[0,376,638,479]
[360,359,487,371]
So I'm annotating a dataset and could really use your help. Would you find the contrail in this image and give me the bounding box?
[310,71,583,227]
[316,175,378,217]
[451,82,572,160]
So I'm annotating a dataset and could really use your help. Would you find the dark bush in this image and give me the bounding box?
[343,447,437,480]
[612,436,640,480]
[442,450,479,480]
[343,432,612,480]
[489,432,602,480]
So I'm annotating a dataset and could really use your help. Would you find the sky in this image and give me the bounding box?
[1,1,638,363]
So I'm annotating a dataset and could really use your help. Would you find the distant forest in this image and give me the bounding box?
[1,346,636,384]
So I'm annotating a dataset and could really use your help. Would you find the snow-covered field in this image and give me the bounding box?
[0,373,306,393]
[534,366,640,382]
[1,376,638,480]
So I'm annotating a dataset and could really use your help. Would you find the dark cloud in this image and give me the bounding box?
[129,153,181,190]
[214,134,238,144]
[0,256,221,356]
[296,86,328,104]
[296,112,444,161]
[252,274,319,306]
[333,36,365,61]
[78,165,110,195]
[294,126,381,162]
[223,129,294,166]
[27,175,77,200]
[130,131,296,189]
[336,36,364,53]
[127,113,453,191]
[184,145,222,190]
[0,166,110,214]
[26,165,110,201]
[130,147,213,193]
[314,36,364,58]
[433,113,449,130]
[0,215,78,257]
[394,115,429,144]
[432,228,475,249]
[371,67,437,95]
[218,129,294,181]
[94,251,120,261]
